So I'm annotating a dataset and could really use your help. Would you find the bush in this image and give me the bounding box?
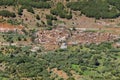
[47,19,52,26]
[65,14,72,19]
[36,14,40,20]
[18,8,23,15]
[46,14,57,20]
[50,2,72,19]
[0,10,16,17]
[21,5,34,14]
[0,0,51,9]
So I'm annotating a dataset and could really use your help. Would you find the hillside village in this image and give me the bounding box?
[34,27,119,50]
[0,22,119,51]
[0,0,120,80]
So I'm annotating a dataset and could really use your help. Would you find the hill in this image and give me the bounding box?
[0,0,120,80]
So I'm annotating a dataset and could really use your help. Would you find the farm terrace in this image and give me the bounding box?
[0,23,24,33]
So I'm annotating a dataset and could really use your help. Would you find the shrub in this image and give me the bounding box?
[36,14,40,20]
[0,10,16,17]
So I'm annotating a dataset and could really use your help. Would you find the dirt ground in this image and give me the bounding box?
[1,6,120,35]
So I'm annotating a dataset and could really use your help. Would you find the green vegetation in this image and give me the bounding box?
[18,8,23,15]
[108,0,120,10]
[1,31,29,43]
[47,19,52,26]
[20,5,35,14]
[7,19,21,25]
[46,14,57,20]
[67,0,120,19]
[36,14,40,20]
[0,10,16,18]
[0,0,51,9]
[1,0,120,19]
[0,0,15,6]
[0,42,119,80]
[50,2,72,19]
[46,14,57,26]
[0,0,120,80]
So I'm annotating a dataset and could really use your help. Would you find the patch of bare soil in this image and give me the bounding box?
[59,14,120,35]
[51,68,69,79]
[70,70,81,80]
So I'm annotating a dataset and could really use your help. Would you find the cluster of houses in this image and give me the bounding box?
[35,27,70,50]
[68,31,118,45]
[35,27,119,50]
[0,22,119,50]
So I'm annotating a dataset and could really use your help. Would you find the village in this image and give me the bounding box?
[0,21,120,51]
[34,27,120,50]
